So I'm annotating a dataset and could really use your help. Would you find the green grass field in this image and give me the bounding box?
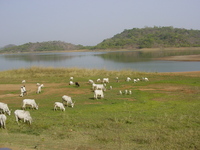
[0,67,199,150]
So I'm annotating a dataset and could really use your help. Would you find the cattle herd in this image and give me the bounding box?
[0,76,149,129]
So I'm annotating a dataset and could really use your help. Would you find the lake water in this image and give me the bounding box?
[0,51,200,72]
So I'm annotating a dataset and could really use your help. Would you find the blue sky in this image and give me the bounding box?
[0,0,200,47]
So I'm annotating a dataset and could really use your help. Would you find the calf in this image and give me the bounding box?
[54,102,65,111]
[62,95,75,108]
[14,110,32,125]
[22,99,38,110]
[0,114,7,128]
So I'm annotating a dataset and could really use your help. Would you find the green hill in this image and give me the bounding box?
[1,26,200,53]
[93,26,200,49]
[0,41,82,53]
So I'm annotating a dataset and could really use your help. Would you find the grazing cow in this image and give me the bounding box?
[94,90,104,99]
[14,110,32,125]
[75,82,80,87]
[22,80,26,83]
[69,81,74,85]
[129,90,132,95]
[143,77,149,81]
[62,95,75,108]
[133,79,137,83]
[92,83,106,91]
[88,79,94,84]
[116,77,119,82]
[124,90,128,95]
[70,77,74,80]
[37,84,44,94]
[97,78,101,82]
[0,114,7,128]
[126,77,131,82]
[54,102,65,111]
[102,78,109,83]
[119,90,122,95]
[22,99,38,110]
[0,102,11,115]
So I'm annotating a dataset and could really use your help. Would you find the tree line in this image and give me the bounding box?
[0,41,82,53]
[90,26,200,49]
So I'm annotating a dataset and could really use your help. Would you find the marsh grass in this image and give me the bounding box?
[0,67,199,150]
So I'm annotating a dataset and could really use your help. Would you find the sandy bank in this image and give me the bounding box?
[155,54,200,61]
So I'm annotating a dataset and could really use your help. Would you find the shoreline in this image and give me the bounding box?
[155,54,200,61]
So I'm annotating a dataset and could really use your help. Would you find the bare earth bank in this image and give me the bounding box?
[155,54,200,61]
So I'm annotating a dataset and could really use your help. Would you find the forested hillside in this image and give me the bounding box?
[92,26,200,49]
[0,41,82,53]
[1,26,200,53]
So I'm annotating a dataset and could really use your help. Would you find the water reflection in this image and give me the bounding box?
[97,51,152,62]
[0,51,200,72]
[3,53,74,62]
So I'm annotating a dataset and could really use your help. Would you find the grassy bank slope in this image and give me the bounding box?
[0,67,199,150]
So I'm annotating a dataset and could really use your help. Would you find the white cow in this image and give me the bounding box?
[20,86,27,97]
[116,77,119,82]
[0,102,11,115]
[94,90,104,99]
[54,102,65,111]
[124,90,128,95]
[97,78,101,82]
[129,90,132,95]
[70,77,74,80]
[92,83,106,91]
[37,84,44,94]
[0,114,7,128]
[22,80,26,83]
[62,95,75,108]
[143,77,149,81]
[126,77,131,82]
[133,79,138,83]
[69,81,74,85]
[102,78,109,83]
[14,110,32,125]
[119,90,122,95]
[88,79,94,84]
[22,99,38,110]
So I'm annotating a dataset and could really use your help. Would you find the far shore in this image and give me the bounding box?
[1,47,200,62]
[155,54,200,61]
